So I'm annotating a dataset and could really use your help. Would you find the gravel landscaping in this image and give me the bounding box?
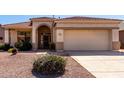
[0,52,95,78]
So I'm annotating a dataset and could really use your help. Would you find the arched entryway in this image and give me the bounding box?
[37,25,51,49]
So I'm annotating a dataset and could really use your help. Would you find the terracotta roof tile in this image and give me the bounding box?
[30,16,123,21]
[58,16,122,21]
[2,16,123,29]
[3,22,31,29]
[30,17,56,22]
[31,17,56,20]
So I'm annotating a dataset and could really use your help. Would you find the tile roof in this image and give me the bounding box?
[2,16,123,29]
[30,17,56,20]
[30,16,123,21]
[59,16,123,21]
[30,17,56,22]
[3,22,31,29]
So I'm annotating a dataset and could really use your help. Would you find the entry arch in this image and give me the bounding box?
[37,25,51,49]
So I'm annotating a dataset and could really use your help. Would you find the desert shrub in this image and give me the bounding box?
[8,48,14,53]
[4,44,11,51]
[8,48,18,55]
[0,44,4,50]
[14,41,23,50]
[4,44,13,51]
[33,55,66,75]
[15,41,32,51]
[21,41,32,51]
[0,44,13,51]
[11,48,18,55]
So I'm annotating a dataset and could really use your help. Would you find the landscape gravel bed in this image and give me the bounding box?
[0,52,95,78]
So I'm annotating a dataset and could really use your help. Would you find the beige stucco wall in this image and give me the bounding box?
[52,28,56,43]
[55,24,121,51]
[64,29,112,50]
[119,21,124,30]
[10,30,17,46]
[4,29,9,44]
[112,29,119,42]
[55,29,64,51]
[32,22,53,31]
[30,21,121,51]
[112,29,120,50]
[56,23,119,29]
[56,29,64,42]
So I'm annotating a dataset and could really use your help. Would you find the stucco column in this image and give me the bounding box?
[4,29,9,44]
[10,30,17,46]
[32,27,37,50]
[112,29,120,50]
[56,29,64,52]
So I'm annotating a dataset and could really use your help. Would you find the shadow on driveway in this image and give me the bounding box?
[68,50,124,56]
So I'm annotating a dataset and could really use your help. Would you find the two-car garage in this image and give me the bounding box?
[64,30,111,50]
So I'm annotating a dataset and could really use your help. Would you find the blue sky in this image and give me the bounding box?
[0,15,124,24]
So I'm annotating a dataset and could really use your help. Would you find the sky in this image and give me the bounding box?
[0,15,124,24]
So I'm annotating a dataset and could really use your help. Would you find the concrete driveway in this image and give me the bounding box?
[69,51,124,78]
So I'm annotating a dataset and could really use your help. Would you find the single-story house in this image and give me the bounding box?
[2,16,124,51]
[0,24,4,44]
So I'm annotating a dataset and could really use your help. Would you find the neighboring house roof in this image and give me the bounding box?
[2,22,31,29]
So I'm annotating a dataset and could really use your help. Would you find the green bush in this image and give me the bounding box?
[8,48,14,53]
[11,48,18,55]
[15,41,32,51]
[21,41,32,51]
[0,44,4,50]
[14,41,23,50]
[4,44,13,51]
[0,44,13,51]
[33,55,66,75]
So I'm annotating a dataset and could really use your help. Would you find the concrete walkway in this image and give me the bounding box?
[69,51,124,78]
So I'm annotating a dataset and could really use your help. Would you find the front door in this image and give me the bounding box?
[43,35,50,49]
[39,33,51,49]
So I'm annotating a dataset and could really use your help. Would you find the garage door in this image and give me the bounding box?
[64,30,111,50]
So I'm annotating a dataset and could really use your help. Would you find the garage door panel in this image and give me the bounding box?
[64,30,110,50]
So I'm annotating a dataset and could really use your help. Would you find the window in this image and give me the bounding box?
[17,31,31,42]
